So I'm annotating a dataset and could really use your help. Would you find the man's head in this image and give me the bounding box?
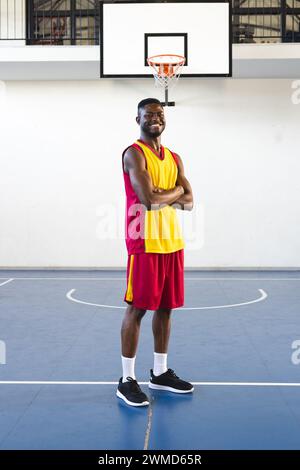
[136,98,166,138]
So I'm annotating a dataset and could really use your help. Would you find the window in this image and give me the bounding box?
[28,0,99,45]
[232,0,300,43]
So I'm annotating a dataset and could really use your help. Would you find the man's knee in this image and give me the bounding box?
[126,305,147,322]
[155,308,172,316]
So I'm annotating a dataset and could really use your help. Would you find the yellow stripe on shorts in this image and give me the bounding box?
[125,255,134,302]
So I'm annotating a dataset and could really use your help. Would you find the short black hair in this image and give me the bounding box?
[137,98,162,114]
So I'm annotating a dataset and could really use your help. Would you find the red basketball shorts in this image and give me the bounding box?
[124,249,184,310]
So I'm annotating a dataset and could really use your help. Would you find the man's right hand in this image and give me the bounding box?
[153,186,164,193]
[176,185,185,196]
[153,185,184,195]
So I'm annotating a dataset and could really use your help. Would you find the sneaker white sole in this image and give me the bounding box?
[116,390,149,407]
[148,383,194,393]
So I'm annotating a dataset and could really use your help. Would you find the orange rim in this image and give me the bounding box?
[147,55,185,78]
[148,54,185,65]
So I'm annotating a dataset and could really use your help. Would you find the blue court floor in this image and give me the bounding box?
[0,270,300,450]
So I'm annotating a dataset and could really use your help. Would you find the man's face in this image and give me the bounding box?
[137,103,166,138]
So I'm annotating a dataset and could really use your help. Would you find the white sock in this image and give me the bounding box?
[122,355,136,383]
[153,352,168,377]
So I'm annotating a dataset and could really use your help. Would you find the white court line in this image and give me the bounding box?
[144,399,153,451]
[0,278,14,287]
[0,381,299,387]
[66,288,267,310]
[180,289,267,310]
[0,277,300,281]
[67,289,125,309]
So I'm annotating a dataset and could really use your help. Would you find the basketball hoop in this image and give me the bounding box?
[147,54,185,107]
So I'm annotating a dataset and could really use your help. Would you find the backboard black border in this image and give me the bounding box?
[100,0,232,79]
[144,33,188,67]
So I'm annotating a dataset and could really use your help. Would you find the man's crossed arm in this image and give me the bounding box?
[124,147,193,211]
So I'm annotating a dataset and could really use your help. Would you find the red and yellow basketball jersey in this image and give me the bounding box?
[122,139,185,254]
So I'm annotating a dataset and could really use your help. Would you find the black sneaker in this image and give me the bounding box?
[116,377,149,407]
[149,369,194,394]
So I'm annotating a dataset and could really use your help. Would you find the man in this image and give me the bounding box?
[117,98,194,407]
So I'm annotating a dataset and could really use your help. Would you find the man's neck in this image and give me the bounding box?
[139,135,161,152]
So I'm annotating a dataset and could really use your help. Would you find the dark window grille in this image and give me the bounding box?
[27,0,100,45]
[232,0,300,43]
[0,1,300,45]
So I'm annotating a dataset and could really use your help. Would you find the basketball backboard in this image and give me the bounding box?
[100,1,232,78]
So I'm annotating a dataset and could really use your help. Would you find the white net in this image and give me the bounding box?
[147,54,185,89]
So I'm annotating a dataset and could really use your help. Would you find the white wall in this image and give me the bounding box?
[3,44,300,79]
[0,78,300,268]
